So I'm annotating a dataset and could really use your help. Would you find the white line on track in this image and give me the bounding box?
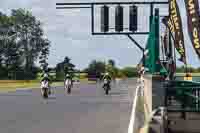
[128,86,140,133]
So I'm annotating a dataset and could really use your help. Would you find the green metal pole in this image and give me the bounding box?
[150,4,154,27]
[154,8,160,73]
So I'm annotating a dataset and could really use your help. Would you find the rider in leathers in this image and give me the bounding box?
[64,73,73,87]
[41,72,51,94]
[102,73,112,89]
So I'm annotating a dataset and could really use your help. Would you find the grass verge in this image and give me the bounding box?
[0,81,64,93]
[0,79,96,93]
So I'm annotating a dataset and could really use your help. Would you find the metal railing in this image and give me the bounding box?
[164,80,200,112]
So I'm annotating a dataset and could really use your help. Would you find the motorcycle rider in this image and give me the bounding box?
[64,73,73,87]
[41,73,50,82]
[102,72,112,89]
[41,71,51,94]
[65,73,72,81]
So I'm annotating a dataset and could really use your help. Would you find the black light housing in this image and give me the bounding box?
[115,5,124,32]
[100,5,109,32]
[129,5,138,32]
[155,8,159,17]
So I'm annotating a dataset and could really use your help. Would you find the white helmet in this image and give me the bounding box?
[66,74,70,77]
[44,73,48,78]
[105,72,109,76]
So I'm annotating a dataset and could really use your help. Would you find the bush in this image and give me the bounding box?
[79,73,87,79]
[121,67,137,78]
[0,67,8,80]
[116,70,125,78]
[56,72,65,81]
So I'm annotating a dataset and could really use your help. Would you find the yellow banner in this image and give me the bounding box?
[184,0,200,59]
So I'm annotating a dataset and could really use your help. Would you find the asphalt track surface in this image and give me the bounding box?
[0,79,137,133]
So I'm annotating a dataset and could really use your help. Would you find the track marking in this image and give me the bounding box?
[128,86,140,133]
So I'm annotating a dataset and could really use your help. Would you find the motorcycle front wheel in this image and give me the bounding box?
[105,86,109,95]
[42,88,48,98]
[67,86,71,94]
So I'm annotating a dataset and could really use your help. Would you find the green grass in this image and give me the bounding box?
[0,81,64,93]
[0,78,96,93]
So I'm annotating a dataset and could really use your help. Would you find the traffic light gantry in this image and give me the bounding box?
[56,1,168,56]
[56,1,168,35]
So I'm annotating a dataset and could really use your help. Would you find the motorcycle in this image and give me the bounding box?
[41,80,49,98]
[103,79,111,95]
[64,79,72,94]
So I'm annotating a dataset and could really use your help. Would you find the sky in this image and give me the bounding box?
[0,0,200,69]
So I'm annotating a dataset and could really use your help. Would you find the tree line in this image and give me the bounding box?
[54,57,138,81]
[1,9,196,80]
[176,66,200,73]
[82,59,138,79]
[51,57,200,81]
[0,8,138,80]
[0,9,50,79]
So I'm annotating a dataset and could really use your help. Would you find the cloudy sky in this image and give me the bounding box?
[0,0,200,69]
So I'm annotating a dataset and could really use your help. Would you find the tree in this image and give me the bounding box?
[0,9,50,79]
[11,9,50,74]
[0,12,14,67]
[116,69,126,78]
[121,67,137,78]
[0,12,22,79]
[86,60,106,79]
[108,59,115,67]
[4,39,22,78]
[55,56,76,80]
[63,56,75,74]
[106,59,118,78]
[197,67,200,73]
[176,66,185,73]
[39,39,50,72]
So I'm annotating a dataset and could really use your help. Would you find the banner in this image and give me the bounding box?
[184,0,200,59]
[161,28,169,56]
[162,0,186,63]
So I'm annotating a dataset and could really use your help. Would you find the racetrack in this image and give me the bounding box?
[0,79,137,133]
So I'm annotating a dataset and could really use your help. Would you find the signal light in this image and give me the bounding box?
[155,8,159,17]
[115,5,124,32]
[100,5,109,32]
[129,5,138,32]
